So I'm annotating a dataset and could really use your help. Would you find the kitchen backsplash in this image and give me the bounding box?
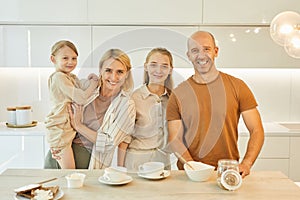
[1,67,300,123]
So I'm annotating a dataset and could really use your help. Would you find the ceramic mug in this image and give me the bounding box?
[138,162,164,177]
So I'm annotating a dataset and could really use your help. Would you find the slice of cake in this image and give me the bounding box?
[15,184,59,199]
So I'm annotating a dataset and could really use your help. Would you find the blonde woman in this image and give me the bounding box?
[124,47,174,172]
[45,49,135,169]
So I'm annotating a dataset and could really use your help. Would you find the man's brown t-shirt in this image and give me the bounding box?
[167,72,258,169]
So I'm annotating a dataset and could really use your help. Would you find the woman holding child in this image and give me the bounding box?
[44,48,135,169]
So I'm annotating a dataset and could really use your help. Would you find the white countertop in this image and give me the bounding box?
[0,121,299,137]
[239,122,300,136]
[0,122,46,136]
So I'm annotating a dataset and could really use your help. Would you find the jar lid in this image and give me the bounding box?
[16,106,31,110]
[7,107,16,111]
[220,169,242,191]
[218,159,239,166]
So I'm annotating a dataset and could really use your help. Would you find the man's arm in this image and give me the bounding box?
[168,119,194,169]
[240,108,265,178]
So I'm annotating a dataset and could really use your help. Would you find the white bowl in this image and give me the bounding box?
[184,161,215,182]
[65,173,86,188]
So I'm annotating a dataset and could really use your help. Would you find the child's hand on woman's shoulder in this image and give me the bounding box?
[88,73,99,88]
[88,73,99,81]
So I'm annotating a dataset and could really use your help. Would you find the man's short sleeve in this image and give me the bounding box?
[166,92,181,121]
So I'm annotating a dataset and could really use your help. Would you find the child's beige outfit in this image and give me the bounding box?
[124,85,170,171]
[45,71,97,156]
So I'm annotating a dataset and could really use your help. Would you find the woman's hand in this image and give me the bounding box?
[68,103,84,132]
[68,103,97,143]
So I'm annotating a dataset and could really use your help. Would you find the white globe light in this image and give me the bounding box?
[284,29,300,58]
[270,11,300,46]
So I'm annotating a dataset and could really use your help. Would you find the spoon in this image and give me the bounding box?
[37,177,58,184]
[174,152,195,170]
[14,177,58,193]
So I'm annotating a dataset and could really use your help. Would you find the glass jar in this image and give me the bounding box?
[217,159,242,191]
[16,106,32,125]
[7,107,16,125]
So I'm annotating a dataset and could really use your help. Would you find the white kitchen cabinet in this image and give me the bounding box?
[290,71,300,121]
[0,123,47,173]
[252,158,289,176]
[239,136,289,158]
[0,135,45,173]
[0,25,92,68]
[1,122,300,182]
[0,0,203,24]
[91,26,197,69]
[1,0,299,25]
[290,137,300,181]
[203,0,300,24]
[238,136,290,179]
[88,0,203,24]
[0,0,87,23]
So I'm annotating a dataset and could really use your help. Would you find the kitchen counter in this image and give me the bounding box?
[0,122,46,136]
[1,169,300,199]
[0,121,299,136]
[239,121,300,136]
[1,121,300,181]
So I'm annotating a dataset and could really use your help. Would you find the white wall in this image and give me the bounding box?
[0,0,300,123]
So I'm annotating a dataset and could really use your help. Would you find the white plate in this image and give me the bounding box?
[14,188,64,200]
[138,170,170,180]
[98,175,133,185]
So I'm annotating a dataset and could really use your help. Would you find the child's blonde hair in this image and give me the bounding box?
[51,40,78,56]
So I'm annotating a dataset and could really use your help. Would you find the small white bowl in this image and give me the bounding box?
[65,173,86,188]
[184,161,215,182]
